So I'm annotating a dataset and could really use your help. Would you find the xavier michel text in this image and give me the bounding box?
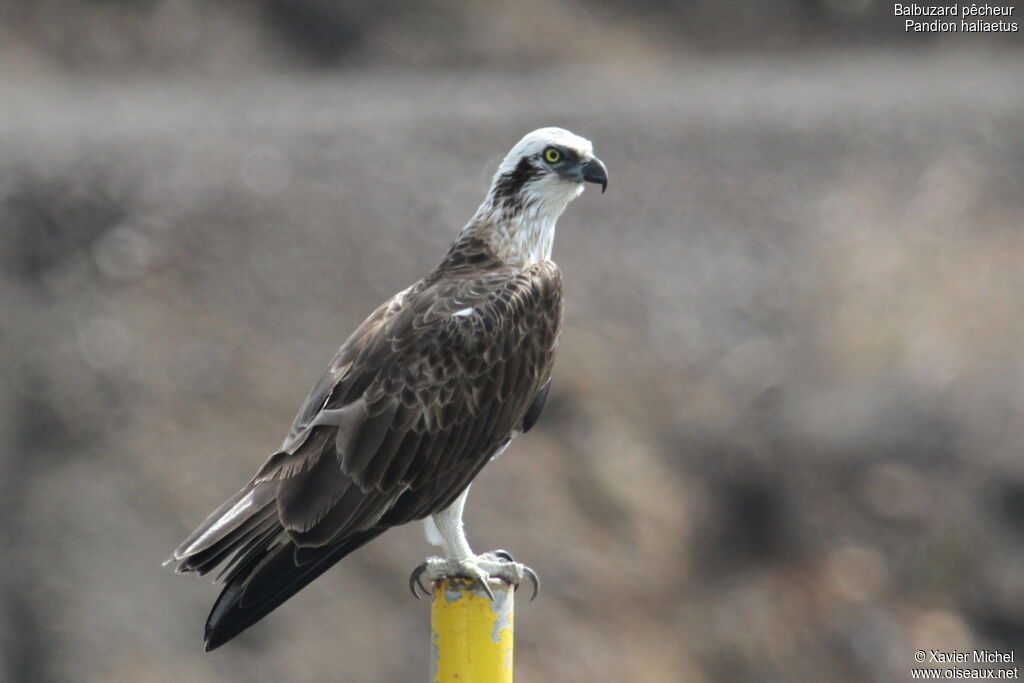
[923,650,1016,664]
[896,4,1019,32]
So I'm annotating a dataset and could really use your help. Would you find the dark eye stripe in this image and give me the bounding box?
[492,156,540,208]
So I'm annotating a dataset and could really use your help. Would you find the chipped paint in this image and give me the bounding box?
[430,578,514,682]
[430,629,441,681]
[489,586,513,644]
[444,584,464,603]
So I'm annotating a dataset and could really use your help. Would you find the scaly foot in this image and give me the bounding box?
[409,549,539,601]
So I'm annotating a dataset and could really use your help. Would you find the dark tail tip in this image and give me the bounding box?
[199,527,387,651]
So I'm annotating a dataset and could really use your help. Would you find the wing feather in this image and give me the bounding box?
[178,256,563,649]
[378,430,424,491]
[340,397,399,479]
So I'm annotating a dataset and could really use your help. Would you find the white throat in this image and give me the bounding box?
[467,182,584,267]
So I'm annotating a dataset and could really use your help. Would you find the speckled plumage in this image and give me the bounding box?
[171,127,606,650]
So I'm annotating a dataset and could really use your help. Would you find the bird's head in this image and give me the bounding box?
[489,127,608,215]
[468,127,607,265]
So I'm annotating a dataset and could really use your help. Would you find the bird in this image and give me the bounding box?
[169,127,608,651]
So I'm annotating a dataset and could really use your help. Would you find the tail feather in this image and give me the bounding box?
[215,522,283,583]
[173,482,276,566]
[185,509,278,576]
[204,527,386,651]
[173,479,390,651]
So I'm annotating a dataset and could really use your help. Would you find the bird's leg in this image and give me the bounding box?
[409,486,539,601]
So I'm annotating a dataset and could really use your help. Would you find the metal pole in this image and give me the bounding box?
[430,578,514,682]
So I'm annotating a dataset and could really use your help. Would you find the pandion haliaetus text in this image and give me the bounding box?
[169,127,608,650]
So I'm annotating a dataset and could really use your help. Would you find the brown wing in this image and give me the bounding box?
[264,259,562,546]
[172,259,562,649]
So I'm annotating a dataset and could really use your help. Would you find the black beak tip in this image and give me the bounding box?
[582,158,608,194]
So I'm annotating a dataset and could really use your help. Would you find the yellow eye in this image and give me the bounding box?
[544,147,561,164]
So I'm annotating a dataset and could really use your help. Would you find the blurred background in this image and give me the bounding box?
[1,1,1022,681]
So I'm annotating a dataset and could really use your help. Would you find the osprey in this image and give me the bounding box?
[170,127,608,651]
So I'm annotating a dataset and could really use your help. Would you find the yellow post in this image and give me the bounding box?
[431,578,514,682]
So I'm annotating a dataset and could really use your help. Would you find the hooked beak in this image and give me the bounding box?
[580,157,608,193]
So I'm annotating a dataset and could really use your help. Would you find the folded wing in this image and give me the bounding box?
[171,257,562,649]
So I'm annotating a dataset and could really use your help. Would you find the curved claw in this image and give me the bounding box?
[476,576,496,602]
[521,565,540,602]
[493,549,539,601]
[408,562,431,600]
[409,553,538,603]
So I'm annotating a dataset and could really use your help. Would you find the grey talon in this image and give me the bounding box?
[523,566,540,601]
[408,565,421,599]
[478,577,496,601]
[409,563,430,599]
[493,549,515,562]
